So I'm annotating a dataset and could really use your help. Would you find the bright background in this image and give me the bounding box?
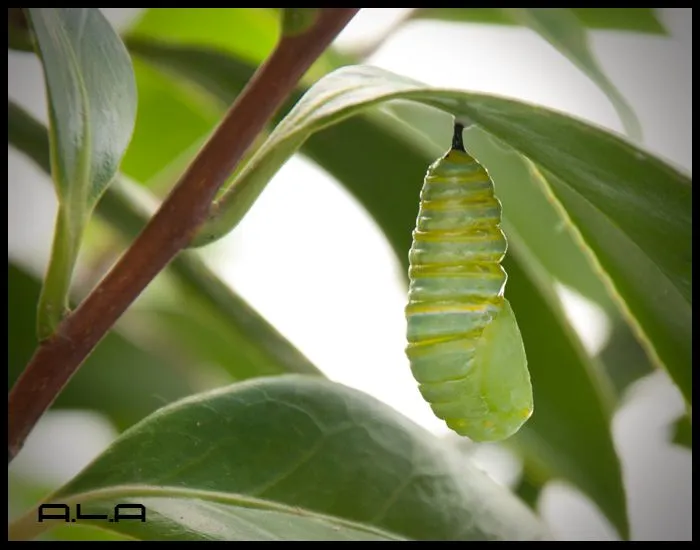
[8,8,692,541]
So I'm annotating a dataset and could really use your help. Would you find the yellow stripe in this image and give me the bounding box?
[410,262,504,271]
[425,173,490,184]
[420,197,499,211]
[412,229,503,243]
[409,262,506,274]
[405,330,483,352]
[406,300,499,315]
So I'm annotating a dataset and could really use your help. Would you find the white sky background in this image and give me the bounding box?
[8,8,692,541]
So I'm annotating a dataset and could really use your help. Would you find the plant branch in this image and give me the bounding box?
[8,7,360,463]
[9,99,324,380]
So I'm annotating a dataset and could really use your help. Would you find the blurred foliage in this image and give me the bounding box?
[514,471,549,510]
[671,415,692,450]
[8,7,690,542]
[502,8,642,140]
[8,8,35,52]
[411,8,667,34]
[8,99,321,385]
[8,262,199,432]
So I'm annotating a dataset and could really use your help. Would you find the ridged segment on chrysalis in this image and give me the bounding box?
[405,122,533,442]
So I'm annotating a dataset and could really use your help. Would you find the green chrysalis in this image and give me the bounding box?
[405,121,533,442]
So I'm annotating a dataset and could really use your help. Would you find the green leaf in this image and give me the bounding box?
[502,8,642,141]
[121,56,222,186]
[412,8,667,34]
[125,8,279,68]
[8,100,323,387]
[37,497,406,541]
[671,415,692,449]
[533,167,691,405]
[120,39,277,192]
[193,65,691,409]
[500,250,625,537]
[125,38,265,105]
[9,475,133,541]
[10,376,550,541]
[122,8,338,87]
[25,8,137,339]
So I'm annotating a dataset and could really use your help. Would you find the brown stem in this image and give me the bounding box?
[8,8,360,463]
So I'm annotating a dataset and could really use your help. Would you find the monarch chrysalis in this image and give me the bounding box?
[405,122,533,442]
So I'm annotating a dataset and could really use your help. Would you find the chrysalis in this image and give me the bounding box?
[405,121,533,442]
